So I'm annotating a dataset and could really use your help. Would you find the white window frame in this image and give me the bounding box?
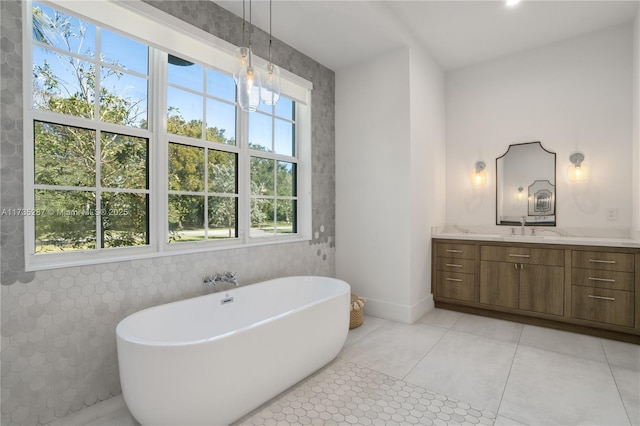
[23,0,313,271]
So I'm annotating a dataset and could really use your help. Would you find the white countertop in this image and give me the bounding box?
[432,232,640,249]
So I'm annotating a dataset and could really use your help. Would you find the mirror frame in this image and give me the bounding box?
[495,141,556,227]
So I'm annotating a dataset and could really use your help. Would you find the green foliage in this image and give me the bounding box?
[31,4,297,250]
[32,5,148,251]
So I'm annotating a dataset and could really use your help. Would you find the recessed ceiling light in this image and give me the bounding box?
[506,0,521,6]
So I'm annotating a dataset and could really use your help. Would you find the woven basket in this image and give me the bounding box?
[349,294,365,329]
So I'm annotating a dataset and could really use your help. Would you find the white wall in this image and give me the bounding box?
[633,10,640,240]
[446,25,634,234]
[409,48,446,316]
[336,44,446,323]
[336,47,413,319]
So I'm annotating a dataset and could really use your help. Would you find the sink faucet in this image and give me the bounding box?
[520,216,526,235]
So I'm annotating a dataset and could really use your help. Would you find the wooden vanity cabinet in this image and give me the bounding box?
[432,238,640,342]
[434,242,476,303]
[479,245,564,316]
[571,250,635,328]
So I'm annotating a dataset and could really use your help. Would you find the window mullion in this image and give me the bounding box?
[238,106,250,244]
[153,48,168,251]
[95,130,103,249]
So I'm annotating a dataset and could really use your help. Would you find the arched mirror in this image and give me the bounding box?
[496,141,556,226]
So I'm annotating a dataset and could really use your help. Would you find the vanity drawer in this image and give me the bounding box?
[571,268,634,292]
[571,286,634,328]
[480,246,564,266]
[436,272,475,302]
[436,243,475,260]
[572,251,634,272]
[436,257,475,274]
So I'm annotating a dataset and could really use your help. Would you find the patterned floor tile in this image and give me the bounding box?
[239,359,496,426]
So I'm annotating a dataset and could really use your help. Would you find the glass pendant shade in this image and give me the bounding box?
[237,65,261,112]
[260,63,281,106]
[233,46,250,83]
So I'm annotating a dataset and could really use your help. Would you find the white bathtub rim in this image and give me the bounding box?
[116,275,350,347]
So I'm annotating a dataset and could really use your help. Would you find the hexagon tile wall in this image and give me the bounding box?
[0,1,336,424]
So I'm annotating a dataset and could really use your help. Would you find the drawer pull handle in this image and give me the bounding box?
[446,278,463,282]
[588,277,616,283]
[509,254,530,258]
[588,259,616,264]
[587,295,616,301]
[446,263,463,268]
[446,249,463,253]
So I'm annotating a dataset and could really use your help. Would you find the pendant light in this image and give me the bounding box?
[260,0,280,106]
[236,0,261,112]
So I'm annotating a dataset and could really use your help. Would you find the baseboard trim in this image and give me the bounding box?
[364,294,434,324]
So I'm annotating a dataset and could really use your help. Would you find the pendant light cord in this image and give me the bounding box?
[241,0,245,47]
[269,0,273,64]
[248,0,253,67]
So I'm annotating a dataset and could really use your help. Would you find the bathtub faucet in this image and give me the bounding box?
[203,272,239,287]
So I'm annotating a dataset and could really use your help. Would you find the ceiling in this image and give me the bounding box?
[215,1,639,71]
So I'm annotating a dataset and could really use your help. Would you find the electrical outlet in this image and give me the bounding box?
[606,208,618,221]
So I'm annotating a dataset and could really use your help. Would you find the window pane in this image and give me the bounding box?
[206,99,235,145]
[101,192,148,248]
[208,196,237,239]
[168,143,204,192]
[32,3,96,57]
[274,119,294,156]
[32,46,95,119]
[251,157,274,196]
[276,161,296,197]
[101,29,148,74]
[206,69,235,102]
[256,101,272,115]
[276,199,296,234]
[101,133,148,189]
[248,112,272,152]
[167,87,203,138]
[168,56,203,92]
[251,198,274,237]
[274,97,294,121]
[34,121,95,187]
[35,189,96,252]
[168,194,204,243]
[100,67,148,128]
[209,151,237,194]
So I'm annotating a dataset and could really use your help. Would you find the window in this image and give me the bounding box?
[249,100,298,236]
[31,3,151,253]
[24,0,312,270]
[166,56,239,243]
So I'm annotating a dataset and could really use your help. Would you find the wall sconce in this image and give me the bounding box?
[517,186,524,200]
[567,152,588,183]
[473,161,487,186]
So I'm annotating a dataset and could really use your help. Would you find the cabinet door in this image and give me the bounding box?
[479,261,518,309]
[519,264,564,316]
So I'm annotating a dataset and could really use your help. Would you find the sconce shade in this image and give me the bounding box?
[473,161,487,186]
[568,152,588,183]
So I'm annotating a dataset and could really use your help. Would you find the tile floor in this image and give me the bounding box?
[50,309,640,426]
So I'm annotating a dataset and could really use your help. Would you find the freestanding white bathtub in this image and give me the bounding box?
[116,276,350,426]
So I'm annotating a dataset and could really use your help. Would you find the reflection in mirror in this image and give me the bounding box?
[496,141,556,226]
